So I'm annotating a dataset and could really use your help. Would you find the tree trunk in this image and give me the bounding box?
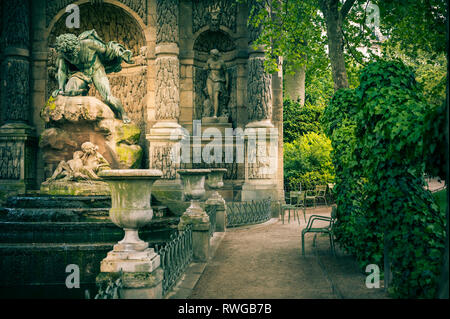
[284,66,306,106]
[320,0,349,90]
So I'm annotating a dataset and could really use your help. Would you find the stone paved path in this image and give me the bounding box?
[189,206,388,299]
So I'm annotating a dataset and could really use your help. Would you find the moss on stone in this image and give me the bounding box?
[116,144,142,168]
[116,124,141,145]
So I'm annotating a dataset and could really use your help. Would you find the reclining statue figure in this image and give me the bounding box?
[52,29,134,123]
[45,142,110,183]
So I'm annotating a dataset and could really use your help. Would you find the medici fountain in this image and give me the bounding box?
[0,0,285,298]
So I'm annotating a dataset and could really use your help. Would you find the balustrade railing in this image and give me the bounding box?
[226,199,272,228]
[155,225,193,296]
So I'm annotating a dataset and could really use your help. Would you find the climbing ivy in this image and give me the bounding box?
[322,89,383,269]
[323,60,447,298]
[356,60,446,298]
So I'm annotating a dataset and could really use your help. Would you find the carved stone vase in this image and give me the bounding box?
[177,169,211,262]
[177,169,211,230]
[206,168,227,202]
[98,169,163,273]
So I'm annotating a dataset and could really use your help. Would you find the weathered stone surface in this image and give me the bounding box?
[247,57,272,123]
[40,180,110,196]
[45,0,148,27]
[192,0,237,34]
[39,96,143,178]
[155,57,180,121]
[156,0,179,44]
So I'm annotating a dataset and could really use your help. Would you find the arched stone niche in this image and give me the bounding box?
[45,2,150,166]
[193,30,238,126]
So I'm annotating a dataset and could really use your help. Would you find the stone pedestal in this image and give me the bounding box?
[206,168,227,232]
[0,123,37,202]
[178,205,210,262]
[96,268,164,299]
[177,169,211,262]
[241,127,278,202]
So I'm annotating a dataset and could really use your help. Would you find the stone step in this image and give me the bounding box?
[0,217,180,244]
[5,195,111,209]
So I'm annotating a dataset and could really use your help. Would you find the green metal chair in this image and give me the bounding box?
[281,191,300,224]
[301,206,336,256]
[314,185,328,206]
[304,188,317,208]
[290,190,307,223]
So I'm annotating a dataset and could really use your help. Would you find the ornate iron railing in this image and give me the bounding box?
[206,204,217,237]
[155,225,193,296]
[226,199,272,228]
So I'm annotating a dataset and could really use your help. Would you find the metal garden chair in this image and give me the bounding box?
[314,185,328,206]
[281,191,300,224]
[301,206,336,256]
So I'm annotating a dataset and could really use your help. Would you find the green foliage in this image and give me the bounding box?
[376,0,448,58]
[323,60,447,298]
[433,190,448,216]
[322,88,383,268]
[355,60,446,298]
[380,48,447,180]
[304,68,335,108]
[283,99,324,143]
[284,132,334,191]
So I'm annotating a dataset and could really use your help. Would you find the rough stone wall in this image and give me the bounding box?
[45,0,148,27]
[0,0,31,125]
[156,0,179,44]
[192,0,237,33]
[0,141,22,179]
[47,3,145,56]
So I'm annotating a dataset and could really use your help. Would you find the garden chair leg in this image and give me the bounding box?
[303,207,307,223]
[302,233,305,256]
[313,233,317,247]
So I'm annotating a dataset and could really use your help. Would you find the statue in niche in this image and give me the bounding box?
[45,142,110,183]
[203,49,229,119]
[52,29,134,123]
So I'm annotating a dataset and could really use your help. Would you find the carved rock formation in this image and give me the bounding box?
[40,96,143,180]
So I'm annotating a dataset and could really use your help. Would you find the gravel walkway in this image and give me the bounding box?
[189,206,388,299]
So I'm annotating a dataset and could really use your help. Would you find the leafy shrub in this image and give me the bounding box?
[284,132,334,191]
[322,89,383,267]
[323,60,447,298]
[283,98,324,143]
[355,60,446,298]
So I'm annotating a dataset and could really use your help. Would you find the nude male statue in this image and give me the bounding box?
[204,49,229,118]
[52,29,134,123]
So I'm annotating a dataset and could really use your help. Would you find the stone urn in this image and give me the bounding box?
[206,168,227,202]
[177,169,211,229]
[98,169,163,273]
[177,169,211,262]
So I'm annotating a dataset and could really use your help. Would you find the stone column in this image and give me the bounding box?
[242,8,278,202]
[0,0,37,202]
[147,0,187,202]
[284,66,306,105]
